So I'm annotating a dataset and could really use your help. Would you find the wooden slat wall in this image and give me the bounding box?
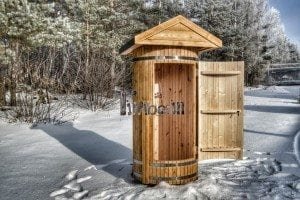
[155,63,195,161]
[198,61,244,160]
[132,46,155,183]
[132,45,198,184]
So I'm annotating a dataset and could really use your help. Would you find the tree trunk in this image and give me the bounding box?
[10,78,16,106]
[109,0,116,98]
[83,0,90,100]
[10,42,19,106]
[0,75,5,106]
[110,49,116,97]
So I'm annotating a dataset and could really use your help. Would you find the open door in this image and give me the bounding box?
[198,61,244,160]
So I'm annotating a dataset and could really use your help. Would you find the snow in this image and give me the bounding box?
[84,158,299,199]
[295,130,300,165]
[0,86,299,200]
[244,85,300,176]
[77,176,92,184]
[265,85,290,93]
[50,189,69,197]
[65,170,79,181]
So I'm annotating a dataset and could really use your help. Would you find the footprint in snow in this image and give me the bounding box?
[50,188,69,197]
[54,196,69,200]
[294,182,300,191]
[263,164,275,175]
[63,180,82,192]
[271,160,282,172]
[65,170,78,181]
[254,151,271,155]
[76,176,92,184]
[72,190,89,200]
[84,165,96,171]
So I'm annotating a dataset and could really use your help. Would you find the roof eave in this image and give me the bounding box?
[119,15,223,55]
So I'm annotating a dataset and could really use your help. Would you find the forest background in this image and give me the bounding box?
[0,0,299,122]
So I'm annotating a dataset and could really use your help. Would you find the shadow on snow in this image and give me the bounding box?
[31,123,133,182]
[244,129,294,138]
[244,105,300,115]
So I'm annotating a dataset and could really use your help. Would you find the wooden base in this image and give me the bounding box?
[133,158,198,185]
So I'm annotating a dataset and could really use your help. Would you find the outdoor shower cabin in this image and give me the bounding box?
[120,15,244,185]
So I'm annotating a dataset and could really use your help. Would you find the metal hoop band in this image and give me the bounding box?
[151,159,197,167]
[132,56,199,62]
[150,172,197,181]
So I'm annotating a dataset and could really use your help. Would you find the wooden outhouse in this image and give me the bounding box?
[120,15,244,185]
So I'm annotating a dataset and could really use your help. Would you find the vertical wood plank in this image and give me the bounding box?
[218,62,225,159]
[237,61,244,159]
[224,62,233,158]
[231,62,238,159]
[202,61,208,160]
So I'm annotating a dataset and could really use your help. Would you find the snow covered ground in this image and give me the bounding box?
[0,86,299,200]
[244,86,300,176]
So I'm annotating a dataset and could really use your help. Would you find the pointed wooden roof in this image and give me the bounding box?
[120,15,222,55]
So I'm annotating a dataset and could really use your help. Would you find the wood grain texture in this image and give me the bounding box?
[120,15,222,55]
[198,61,244,160]
[132,46,198,185]
[154,63,195,161]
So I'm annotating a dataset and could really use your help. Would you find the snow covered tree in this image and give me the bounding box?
[0,0,298,111]
[185,0,298,85]
[0,0,45,105]
[58,0,144,109]
[288,43,300,62]
[0,0,75,106]
[140,0,185,27]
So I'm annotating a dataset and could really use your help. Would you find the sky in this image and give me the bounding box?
[269,0,300,50]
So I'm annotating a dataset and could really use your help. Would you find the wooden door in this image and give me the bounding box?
[198,61,244,160]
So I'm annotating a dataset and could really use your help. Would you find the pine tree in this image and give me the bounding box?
[59,0,144,108]
[288,42,300,62]
[185,0,297,85]
[0,0,74,105]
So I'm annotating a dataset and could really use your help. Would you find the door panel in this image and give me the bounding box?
[198,61,244,160]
